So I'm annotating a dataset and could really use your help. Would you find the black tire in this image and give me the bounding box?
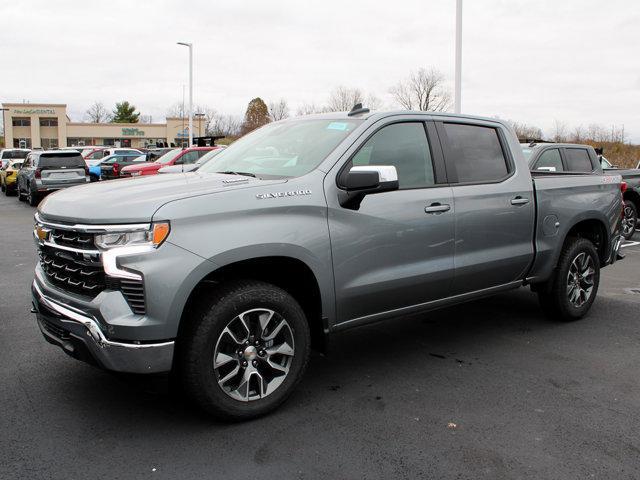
[538,237,600,321]
[622,200,637,240]
[90,174,99,183]
[178,280,311,421]
[17,184,25,202]
[0,180,5,193]
[27,185,39,207]
[5,183,15,196]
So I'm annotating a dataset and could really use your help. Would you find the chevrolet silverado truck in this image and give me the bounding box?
[31,109,624,420]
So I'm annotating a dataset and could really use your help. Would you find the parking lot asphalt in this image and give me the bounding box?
[2,192,640,480]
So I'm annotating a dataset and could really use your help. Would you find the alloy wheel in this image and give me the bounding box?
[213,308,295,402]
[622,204,636,238]
[566,252,595,307]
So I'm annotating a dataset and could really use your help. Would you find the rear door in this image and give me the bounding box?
[39,153,86,186]
[436,120,535,295]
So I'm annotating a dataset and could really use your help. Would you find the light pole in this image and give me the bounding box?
[454,0,463,114]
[177,42,193,146]
[0,108,8,148]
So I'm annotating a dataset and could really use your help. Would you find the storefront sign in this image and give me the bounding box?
[121,127,145,137]
[12,108,55,115]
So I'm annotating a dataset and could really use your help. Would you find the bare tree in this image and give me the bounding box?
[139,114,153,124]
[269,99,290,121]
[209,114,242,138]
[586,123,607,142]
[507,120,543,140]
[326,86,365,112]
[365,93,384,110]
[552,119,568,142]
[84,101,112,123]
[295,103,324,116]
[166,102,186,118]
[389,68,451,111]
[570,125,585,143]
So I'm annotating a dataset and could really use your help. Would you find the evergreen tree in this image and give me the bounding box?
[111,101,140,123]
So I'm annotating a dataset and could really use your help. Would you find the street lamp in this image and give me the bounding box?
[454,0,463,113]
[177,42,193,146]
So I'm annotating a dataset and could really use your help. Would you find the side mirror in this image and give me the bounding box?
[338,165,399,210]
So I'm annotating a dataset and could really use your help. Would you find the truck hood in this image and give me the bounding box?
[38,172,285,224]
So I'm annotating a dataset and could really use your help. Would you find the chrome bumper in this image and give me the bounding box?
[32,280,174,373]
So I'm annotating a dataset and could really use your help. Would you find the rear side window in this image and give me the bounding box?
[443,124,509,183]
[39,153,86,168]
[534,149,563,172]
[564,148,593,172]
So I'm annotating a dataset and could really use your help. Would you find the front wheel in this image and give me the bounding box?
[179,280,311,421]
[538,237,600,321]
[622,200,637,240]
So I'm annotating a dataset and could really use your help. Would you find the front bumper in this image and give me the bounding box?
[32,280,174,373]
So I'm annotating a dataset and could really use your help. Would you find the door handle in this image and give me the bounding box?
[510,196,530,205]
[425,203,451,214]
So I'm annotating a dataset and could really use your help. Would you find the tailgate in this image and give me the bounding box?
[41,167,85,183]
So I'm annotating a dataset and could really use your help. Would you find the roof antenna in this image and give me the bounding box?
[348,103,370,116]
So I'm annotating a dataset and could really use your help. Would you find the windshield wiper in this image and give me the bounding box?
[216,170,257,178]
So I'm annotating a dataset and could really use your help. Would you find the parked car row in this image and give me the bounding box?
[0,145,226,206]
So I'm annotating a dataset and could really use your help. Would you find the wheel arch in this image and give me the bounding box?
[177,254,329,354]
[623,189,640,211]
[562,217,610,266]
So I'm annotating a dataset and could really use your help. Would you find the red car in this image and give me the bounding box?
[120,147,218,177]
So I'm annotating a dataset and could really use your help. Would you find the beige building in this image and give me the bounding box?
[2,103,205,149]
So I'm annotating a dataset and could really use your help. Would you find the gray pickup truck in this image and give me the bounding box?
[31,110,624,420]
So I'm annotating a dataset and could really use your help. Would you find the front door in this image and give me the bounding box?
[327,120,455,325]
[436,121,535,295]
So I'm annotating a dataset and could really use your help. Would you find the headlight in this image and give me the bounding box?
[95,222,170,249]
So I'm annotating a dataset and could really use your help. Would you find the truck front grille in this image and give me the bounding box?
[49,229,95,250]
[40,246,105,296]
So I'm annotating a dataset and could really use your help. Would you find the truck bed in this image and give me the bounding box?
[527,172,623,283]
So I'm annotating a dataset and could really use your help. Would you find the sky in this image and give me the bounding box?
[1,0,639,141]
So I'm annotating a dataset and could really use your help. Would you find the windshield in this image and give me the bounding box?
[155,149,182,165]
[10,161,23,169]
[198,119,362,178]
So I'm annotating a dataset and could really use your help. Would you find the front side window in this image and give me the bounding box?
[444,123,509,183]
[198,119,362,179]
[348,122,435,189]
[564,148,593,172]
[534,149,563,172]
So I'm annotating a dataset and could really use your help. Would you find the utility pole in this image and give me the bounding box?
[177,42,193,147]
[454,0,463,114]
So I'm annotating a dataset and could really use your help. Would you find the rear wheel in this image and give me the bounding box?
[1,179,5,192]
[17,184,26,202]
[27,185,39,207]
[538,237,600,321]
[179,280,311,421]
[622,200,637,240]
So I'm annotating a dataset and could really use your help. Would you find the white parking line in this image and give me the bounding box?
[621,241,640,248]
